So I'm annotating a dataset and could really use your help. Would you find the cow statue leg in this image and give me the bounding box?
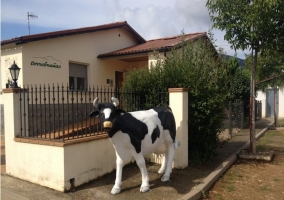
[158,154,167,174]
[111,154,124,194]
[161,143,175,182]
[132,152,150,192]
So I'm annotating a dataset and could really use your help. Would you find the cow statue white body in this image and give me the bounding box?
[89,97,179,194]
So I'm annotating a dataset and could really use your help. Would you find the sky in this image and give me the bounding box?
[1,0,249,59]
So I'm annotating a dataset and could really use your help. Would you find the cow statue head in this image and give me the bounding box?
[89,97,126,129]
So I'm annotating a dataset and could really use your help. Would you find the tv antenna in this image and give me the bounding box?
[27,12,38,35]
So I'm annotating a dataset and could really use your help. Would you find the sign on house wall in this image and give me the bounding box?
[30,56,62,69]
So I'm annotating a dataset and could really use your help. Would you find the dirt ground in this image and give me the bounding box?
[1,154,224,200]
[205,129,284,200]
[0,127,244,200]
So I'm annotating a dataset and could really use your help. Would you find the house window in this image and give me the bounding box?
[69,63,87,90]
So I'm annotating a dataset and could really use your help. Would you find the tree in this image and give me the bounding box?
[246,52,284,126]
[207,0,284,153]
[226,56,250,121]
[226,56,250,100]
[245,52,284,90]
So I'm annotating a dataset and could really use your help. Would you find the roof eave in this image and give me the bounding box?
[1,21,146,46]
[97,46,172,59]
[98,50,152,59]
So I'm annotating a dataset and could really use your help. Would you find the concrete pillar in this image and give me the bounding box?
[169,88,188,169]
[2,88,22,174]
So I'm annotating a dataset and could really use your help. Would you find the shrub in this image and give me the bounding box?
[123,37,228,164]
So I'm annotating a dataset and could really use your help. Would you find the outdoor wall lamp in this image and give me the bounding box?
[9,61,21,88]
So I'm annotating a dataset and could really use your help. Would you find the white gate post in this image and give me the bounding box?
[2,88,23,174]
[169,88,188,169]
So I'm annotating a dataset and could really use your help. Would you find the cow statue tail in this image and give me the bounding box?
[174,140,180,149]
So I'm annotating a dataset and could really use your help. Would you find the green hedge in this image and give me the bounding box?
[123,38,228,165]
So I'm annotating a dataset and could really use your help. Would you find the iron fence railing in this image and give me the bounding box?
[228,99,262,130]
[18,84,168,141]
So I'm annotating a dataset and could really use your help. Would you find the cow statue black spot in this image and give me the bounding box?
[89,97,180,194]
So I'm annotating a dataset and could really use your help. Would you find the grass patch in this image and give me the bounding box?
[220,171,242,193]
[277,119,284,127]
[256,144,267,151]
[228,174,235,182]
[257,130,283,147]
[259,185,272,192]
[233,171,243,178]
[216,194,225,200]
[201,190,207,198]
[226,171,243,182]
[226,184,235,192]
[272,159,281,165]
[273,177,280,182]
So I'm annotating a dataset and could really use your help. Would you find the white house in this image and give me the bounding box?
[1,21,207,90]
[0,21,207,135]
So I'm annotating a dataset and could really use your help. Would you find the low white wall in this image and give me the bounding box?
[6,141,65,191]
[3,89,63,191]
[7,138,117,192]
[3,89,118,192]
[64,138,116,190]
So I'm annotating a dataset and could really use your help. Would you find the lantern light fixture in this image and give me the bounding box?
[8,61,21,88]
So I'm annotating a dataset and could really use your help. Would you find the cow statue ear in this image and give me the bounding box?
[111,97,119,107]
[93,97,99,109]
[89,110,100,118]
[115,109,126,116]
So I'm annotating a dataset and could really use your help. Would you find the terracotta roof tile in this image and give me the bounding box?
[97,32,207,58]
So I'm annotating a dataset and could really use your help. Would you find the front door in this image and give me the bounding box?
[266,89,279,117]
[115,71,124,89]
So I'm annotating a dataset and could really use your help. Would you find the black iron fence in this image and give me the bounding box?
[228,99,262,130]
[18,84,168,141]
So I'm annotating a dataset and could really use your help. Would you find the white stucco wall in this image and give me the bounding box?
[1,46,23,88]
[3,90,64,191]
[64,138,116,190]
[7,141,65,191]
[6,137,118,192]
[148,52,165,69]
[256,87,284,118]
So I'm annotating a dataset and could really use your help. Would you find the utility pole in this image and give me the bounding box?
[27,12,38,35]
[250,46,257,154]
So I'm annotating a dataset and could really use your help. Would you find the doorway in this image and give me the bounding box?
[266,89,279,117]
[115,71,124,89]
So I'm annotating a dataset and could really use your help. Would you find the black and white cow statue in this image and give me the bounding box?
[89,97,179,194]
